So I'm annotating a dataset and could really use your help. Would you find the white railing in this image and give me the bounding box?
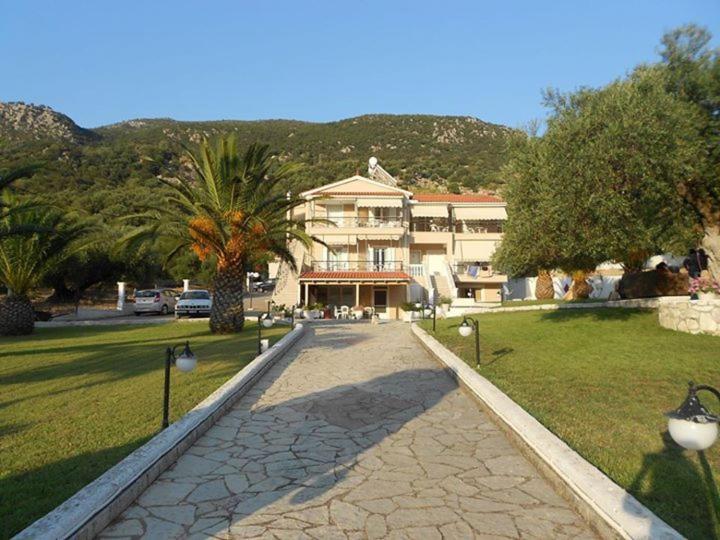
[409,264,424,277]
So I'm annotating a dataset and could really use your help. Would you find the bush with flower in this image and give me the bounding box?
[689,276,720,296]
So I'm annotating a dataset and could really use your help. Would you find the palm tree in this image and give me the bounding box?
[0,200,88,335]
[125,137,320,334]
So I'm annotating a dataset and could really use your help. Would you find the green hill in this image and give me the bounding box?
[0,102,514,220]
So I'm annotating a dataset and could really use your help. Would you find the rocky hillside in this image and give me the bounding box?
[0,102,514,220]
[0,102,98,144]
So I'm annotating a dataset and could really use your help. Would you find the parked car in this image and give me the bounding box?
[175,289,212,318]
[255,279,276,293]
[134,289,177,316]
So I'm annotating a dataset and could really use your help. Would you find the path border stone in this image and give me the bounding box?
[411,323,682,540]
[15,324,306,540]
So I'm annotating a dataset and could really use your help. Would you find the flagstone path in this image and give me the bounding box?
[100,322,597,539]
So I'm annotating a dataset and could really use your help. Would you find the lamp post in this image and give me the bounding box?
[257,307,275,355]
[422,303,436,331]
[665,382,720,451]
[458,316,480,368]
[162,341,198,429]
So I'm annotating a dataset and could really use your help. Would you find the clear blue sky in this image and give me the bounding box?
[1,0,718,129]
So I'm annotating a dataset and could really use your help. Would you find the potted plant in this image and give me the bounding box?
[401,302,419,322]
[272,303,286,321]
[690,276,720,301]
[309,303,322,319]
[351,305,364,319]
[440,296,452,313]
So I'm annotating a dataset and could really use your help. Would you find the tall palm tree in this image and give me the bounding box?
[125,137,320,334]
[0,200,88,335]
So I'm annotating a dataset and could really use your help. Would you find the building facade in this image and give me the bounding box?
[272,160,507,319]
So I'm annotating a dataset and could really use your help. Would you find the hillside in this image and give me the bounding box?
[0,102,514,220]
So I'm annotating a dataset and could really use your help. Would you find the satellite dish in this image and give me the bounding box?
[368,156,378,169]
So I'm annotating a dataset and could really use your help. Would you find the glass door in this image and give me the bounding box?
[373,288,387,314]
[326,246,348,270]
[372,248,386,271]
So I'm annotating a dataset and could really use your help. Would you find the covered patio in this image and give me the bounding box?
[298,272,410,319]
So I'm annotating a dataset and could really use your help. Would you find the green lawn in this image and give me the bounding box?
[421,309,720,540]
[0,320,288,538]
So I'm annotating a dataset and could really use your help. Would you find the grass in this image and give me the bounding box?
[0,320,288,538]
[421,309,720,540]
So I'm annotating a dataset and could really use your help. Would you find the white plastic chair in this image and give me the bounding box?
[340,305,350,319]
[333,306,341,319]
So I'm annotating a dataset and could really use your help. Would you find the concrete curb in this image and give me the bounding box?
[466,296,687,316]
[411,324,681,540]
[15,324,307,540]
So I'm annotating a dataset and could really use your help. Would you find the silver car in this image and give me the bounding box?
[134,289,177,316]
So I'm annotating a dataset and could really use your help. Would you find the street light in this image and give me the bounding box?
[458,316,480,368]
[665,382,720,451]
[162,341,197,429]
[258,303,274,355]
[423,303,437,332]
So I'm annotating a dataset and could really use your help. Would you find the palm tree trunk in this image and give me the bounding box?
[535,270,554,299]
[210,265,245,334]
[568,270,593,300]
[0,294,35,335]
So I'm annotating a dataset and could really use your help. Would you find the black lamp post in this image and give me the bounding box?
[162,341,197,429]
[665,382,720,451]
[458,316,480,368]
[422,302,437,332]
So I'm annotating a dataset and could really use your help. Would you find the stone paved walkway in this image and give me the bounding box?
[100,322,597,539]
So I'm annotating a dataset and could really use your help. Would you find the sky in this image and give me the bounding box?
[1,1,718,129]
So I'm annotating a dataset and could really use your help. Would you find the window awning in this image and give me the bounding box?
[359,234,402,241]
[321,235,357,245]
[356,198,403,208]
[412,205,448,218]
[453,206,507,220]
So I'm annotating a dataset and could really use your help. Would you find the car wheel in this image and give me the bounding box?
[161,304,169,315]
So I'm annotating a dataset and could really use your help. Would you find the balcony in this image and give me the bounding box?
[410,217,450,233]
[309,217,403,229]
[452,261,506,283]
[310,260,405,272]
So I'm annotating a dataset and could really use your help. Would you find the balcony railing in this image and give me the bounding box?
[311,217,403,228]
[408,263,424,277]
[452,261,495,277]
[311,260,404,272]
[410,218,450,232]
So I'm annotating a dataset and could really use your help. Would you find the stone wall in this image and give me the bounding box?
[658,297,720,336]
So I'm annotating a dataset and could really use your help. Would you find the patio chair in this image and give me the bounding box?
[340,305,350,319]
[333,305,342,319]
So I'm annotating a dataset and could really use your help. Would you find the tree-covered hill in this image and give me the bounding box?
[0,102,513,220]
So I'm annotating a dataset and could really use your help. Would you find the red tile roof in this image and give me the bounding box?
[299,271,411,281]
[413,193,503,203]
[317,192,404,197]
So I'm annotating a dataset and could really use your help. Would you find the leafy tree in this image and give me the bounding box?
[659,24,720,277]
[0,202,89,335]
[495,31,712,289]
[124,137,321,333]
